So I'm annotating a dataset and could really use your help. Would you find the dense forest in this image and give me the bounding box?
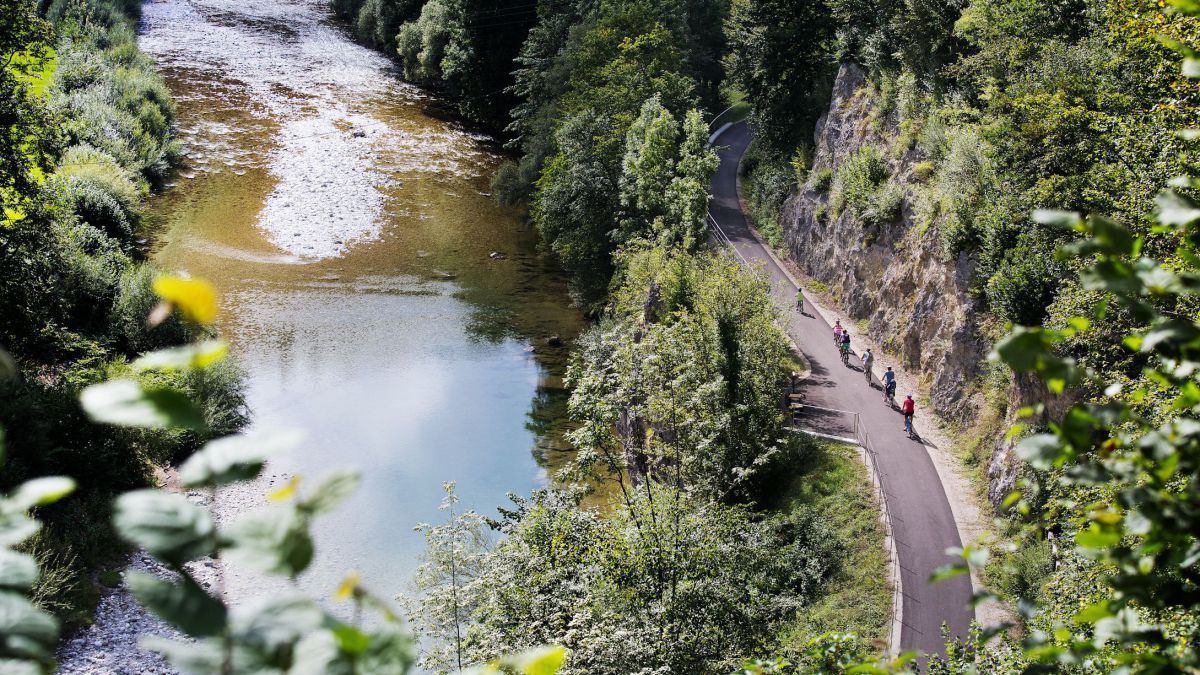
[3,0,1200,671]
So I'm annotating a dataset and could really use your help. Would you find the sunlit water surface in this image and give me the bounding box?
[140,0,582,606]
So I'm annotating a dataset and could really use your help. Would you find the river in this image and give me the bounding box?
[141,0,582,603]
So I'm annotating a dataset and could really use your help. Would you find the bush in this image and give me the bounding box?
[110,263,196,353]
[832,145,888,219]
[810,166,833,192]
[985,240,1063,325]
[396,0,451,83]
[995,537,1054,601]
[54,146,144,243]
[913,160,935,181]
[861,179,904,226]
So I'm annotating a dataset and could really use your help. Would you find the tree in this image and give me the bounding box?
[619,100,719,249]
[405,482,489,673]
[724,0,836,153]
[566,247,795,503]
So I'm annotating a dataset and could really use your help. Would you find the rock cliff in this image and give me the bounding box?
[781,63,987,428]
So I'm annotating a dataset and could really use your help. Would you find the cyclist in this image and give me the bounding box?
[833,320,844,345]
[882,366,896,403]
[839,331,851,365]
[861,348,874,383]
[902,394,915,436]
[796,287,805,311]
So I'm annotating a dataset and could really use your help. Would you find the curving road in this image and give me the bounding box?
[709,121,973,657]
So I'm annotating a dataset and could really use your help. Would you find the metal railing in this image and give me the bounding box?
[791,403,905,659]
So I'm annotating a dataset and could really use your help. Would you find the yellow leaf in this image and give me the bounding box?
[153,275,219,324]
[269,476,300,501]
[505,646,567,675]
[334,571,361,600]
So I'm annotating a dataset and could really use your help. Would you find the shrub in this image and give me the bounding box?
[861,180,904,226]
[913,160,935,181]
[491,160,531,205]
[832,145,888,219]
[54,146,144,243]
[110,263,195,353]
[809,166,833,192]
[791,144,813,187]
[396,0,451,83]
[985,240,1063,325]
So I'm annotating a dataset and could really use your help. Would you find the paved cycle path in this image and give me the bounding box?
[710,121,973,657]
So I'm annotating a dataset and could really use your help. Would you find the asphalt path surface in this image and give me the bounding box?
[709,121,974,657]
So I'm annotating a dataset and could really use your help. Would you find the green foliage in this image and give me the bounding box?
[396,0,452,83]
[725,0,836,153]
[831,145,902,227]
[619,98,719,248]
[771,441,891,656]
[567,247,796,502]
[828,0,963,75]
[810,166,833,193]
[741,143,793,248]
[0,426,75,672]
[405,482,490,673]
[407,488,837,674]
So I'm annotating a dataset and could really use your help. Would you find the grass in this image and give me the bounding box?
[768,439,892,656]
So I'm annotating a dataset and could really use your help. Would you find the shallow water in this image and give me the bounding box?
[141,0,582,604]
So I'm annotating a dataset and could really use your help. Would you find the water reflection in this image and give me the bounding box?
[140,0,584,604]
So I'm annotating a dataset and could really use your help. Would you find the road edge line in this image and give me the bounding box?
[711,122,904,660]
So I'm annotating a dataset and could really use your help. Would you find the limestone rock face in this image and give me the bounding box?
[781,63,987,428]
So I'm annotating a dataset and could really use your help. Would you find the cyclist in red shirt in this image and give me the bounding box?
[902,395,915,435]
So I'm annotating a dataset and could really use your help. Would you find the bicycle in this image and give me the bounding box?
[840,345,850,366]
[863,365,872,384]
[904,413,914,437]
[884,381,896,405]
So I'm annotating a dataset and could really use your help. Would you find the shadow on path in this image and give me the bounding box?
[709,121,973,657]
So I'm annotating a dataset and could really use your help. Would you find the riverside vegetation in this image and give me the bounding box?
[1,0,244,629]
[3,0,1200,672]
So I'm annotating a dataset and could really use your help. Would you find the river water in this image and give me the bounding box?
[140,0,582,603]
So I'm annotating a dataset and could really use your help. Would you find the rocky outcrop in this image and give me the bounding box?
[781,63,987,427]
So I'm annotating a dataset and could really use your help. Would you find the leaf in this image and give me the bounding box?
[229,592,323,659]
[10,476,75,510]
[222,508,314,577]
[80,380,207,431]
[1032,209,1082,229]
[0,513,40,548]
[132,341,229,372]
[153,275,218,324]
[0,590,59,660]
[179,431,304,488]
[0,349,16,381]
[302,470,360,515]
[502,645,567,675]
[1155,190,1200,227]
[0,551,38,591]
[331,623,370,656]
[141,636,226,674]
[113,490,216,564]
[1087,215,1137,256]
[126,571,227,637]
[1076,527,1121,550]
[269,476,300,502]
[1015,434,1066,470]
[334,571,361,600]
[929,563,967,583]
[1073,601,1114,625]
